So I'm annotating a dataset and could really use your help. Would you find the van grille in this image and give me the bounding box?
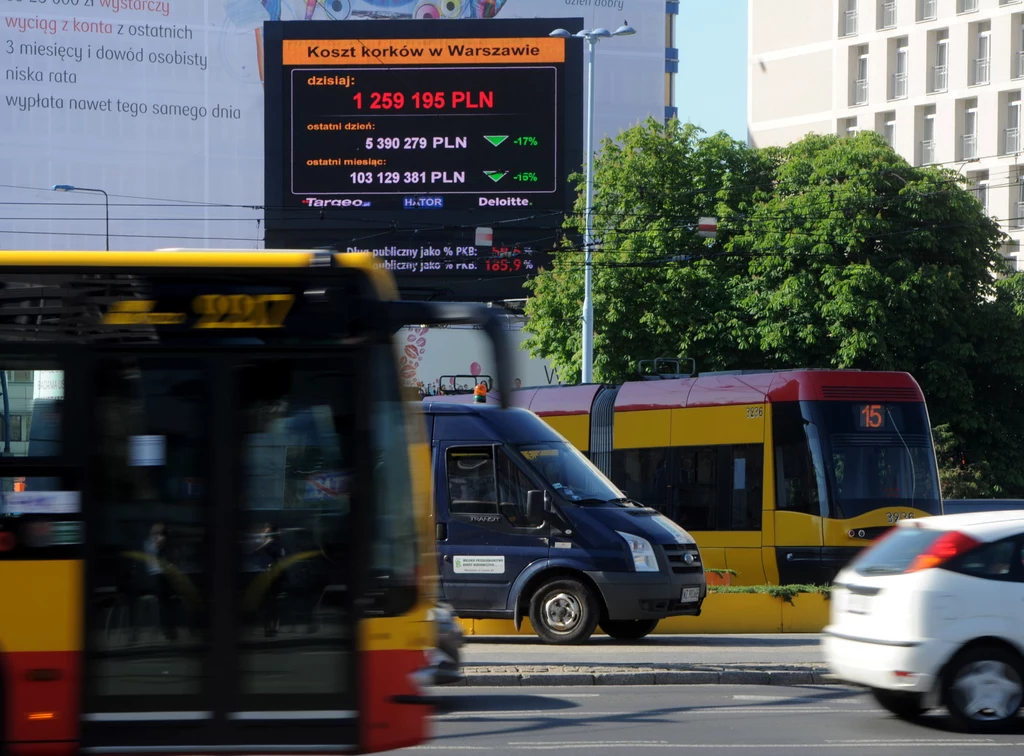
[661,543,703,574]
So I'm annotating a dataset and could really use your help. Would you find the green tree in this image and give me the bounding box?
[525,126,1023,495]
[728,131,1007,444]
[522,118,774,384]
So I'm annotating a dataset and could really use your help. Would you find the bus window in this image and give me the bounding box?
[238,359,356,700]
[89,360,208,704]
[368,344,417,608]
[0,365,64,460]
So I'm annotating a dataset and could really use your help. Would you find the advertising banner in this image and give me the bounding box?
[1,0,668,256]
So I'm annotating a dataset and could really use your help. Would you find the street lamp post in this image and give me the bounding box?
[550,22,635,384]
[52,184,110,250]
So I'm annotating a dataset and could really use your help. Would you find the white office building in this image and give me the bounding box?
[749,0,1024,269]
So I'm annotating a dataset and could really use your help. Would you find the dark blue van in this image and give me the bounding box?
[422,401,707,644]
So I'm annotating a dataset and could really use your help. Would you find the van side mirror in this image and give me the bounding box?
[526,489,546,525]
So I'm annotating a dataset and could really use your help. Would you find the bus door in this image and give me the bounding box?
[80,354,361,754]
[0,356,87,754]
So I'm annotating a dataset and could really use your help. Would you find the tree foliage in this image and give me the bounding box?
[524,119,1022,495]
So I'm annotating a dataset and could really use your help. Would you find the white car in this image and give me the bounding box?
[824,510,1024,732]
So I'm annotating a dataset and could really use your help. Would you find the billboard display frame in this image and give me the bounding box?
[263,17,584,236]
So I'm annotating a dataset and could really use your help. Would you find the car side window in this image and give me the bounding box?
[948,537,1018,580]
[446,447,498,515]
[496,450,543,528]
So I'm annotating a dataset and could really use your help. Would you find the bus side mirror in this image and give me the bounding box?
[526,490,546,524]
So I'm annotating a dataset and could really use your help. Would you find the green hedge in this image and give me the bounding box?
[707,583,832,604]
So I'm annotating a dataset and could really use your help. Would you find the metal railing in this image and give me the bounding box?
[853,78,868,105]
[1007,126,1021,154]
[933,64,948,92]
[1017,50,1024,79]
[959,0,978,11]
[962,133,978,160]
[882,1,897,28]
[1016,200,1024,228]
[921,0,937,19]
[920,139,936,165]
[975,57,991,85]
[892,72,907,99]
[844,9,859,36]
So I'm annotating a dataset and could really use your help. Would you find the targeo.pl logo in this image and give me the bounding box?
[301,197,373,208]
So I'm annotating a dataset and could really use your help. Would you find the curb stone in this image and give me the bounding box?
[451,664,837,687]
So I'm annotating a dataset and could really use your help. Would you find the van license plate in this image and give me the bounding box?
[681,587,700,602]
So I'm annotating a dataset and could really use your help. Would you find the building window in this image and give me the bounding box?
[842,0,859,36]
[840,116,860,137]
[1012,168,1024,228]
[1007,93,1022,154]
[879,0,896,29]
[852,45,869,105]
[961,98,979,160]
[891,36,909,99]
[1015,15,1024,79]
[919,104,937,164]
[877,110,896,147]
[972,21,991,85]
[0,415,23,443]
[919,0,937,21]
[958,0,979,12]
[932,29,949,92]
[969,170,990,216]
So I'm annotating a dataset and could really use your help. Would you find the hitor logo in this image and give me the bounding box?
[302,198,372,208]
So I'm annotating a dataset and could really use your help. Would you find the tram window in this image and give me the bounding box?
[611,448,671,512]
[730,445,764,531]
[773,403,824,516]
[675,447,720,530]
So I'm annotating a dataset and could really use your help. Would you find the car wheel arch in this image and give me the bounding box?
[513,568,608,632]
[938,636,1024,696]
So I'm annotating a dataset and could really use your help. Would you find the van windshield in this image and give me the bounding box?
[516,441,625,504]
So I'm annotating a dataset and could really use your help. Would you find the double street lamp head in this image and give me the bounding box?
[549,22,636,41]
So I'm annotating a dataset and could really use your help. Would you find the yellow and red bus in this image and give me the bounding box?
[0,250,511,756]
[511,369,942,585]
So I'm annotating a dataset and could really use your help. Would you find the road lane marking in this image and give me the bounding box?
[414,743,1024,751]
[434,707,886,720]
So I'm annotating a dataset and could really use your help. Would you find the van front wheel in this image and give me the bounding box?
[529,578,599,644]
[600,619,659,641]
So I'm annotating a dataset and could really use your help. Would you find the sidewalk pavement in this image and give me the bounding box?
[449,633,839,687]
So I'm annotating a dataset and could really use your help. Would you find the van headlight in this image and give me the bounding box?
[616,531,659,573]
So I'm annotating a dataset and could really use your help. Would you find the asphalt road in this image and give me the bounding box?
[388,684,1024,755]
[463,633,823,667]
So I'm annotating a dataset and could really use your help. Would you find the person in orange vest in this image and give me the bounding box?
[473,383,487,404]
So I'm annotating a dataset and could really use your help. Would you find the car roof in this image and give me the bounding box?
[907,509,1024,540]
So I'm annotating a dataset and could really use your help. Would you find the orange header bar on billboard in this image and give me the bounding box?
[283,37,565,66]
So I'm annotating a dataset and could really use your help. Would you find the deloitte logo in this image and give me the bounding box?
[478,196,531,207]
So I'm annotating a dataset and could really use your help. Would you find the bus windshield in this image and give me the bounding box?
[773,400,941,520]
[516,441,626,504]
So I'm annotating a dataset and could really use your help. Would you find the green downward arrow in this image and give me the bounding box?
[484,135,508,147]
[484,171,508,183]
